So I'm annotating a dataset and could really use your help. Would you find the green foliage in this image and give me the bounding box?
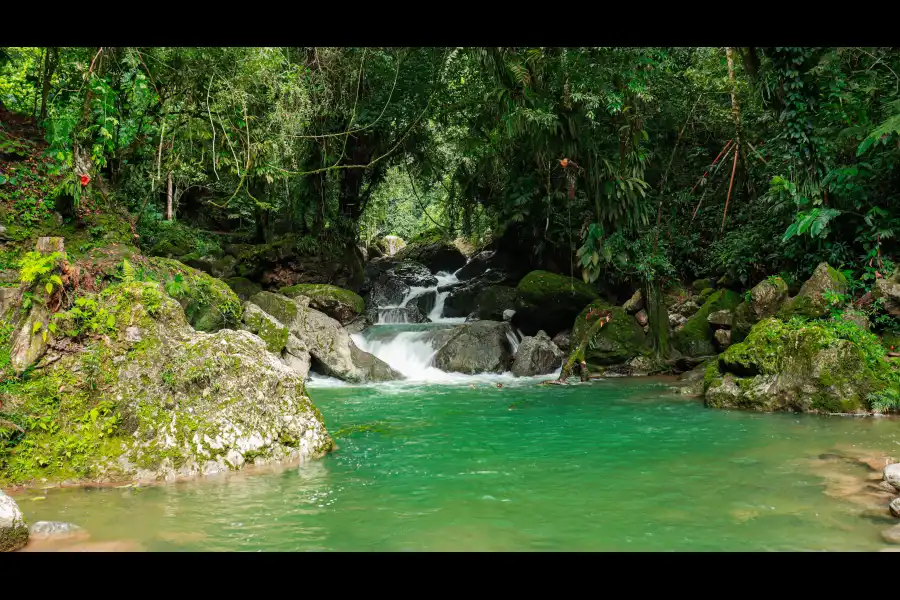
[53,296,117,339]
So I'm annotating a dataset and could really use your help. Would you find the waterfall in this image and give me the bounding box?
[375,270,467,325]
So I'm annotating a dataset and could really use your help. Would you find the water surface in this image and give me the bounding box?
[18,377,900,551]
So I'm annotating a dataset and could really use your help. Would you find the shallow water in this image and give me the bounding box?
[16,377,900,551]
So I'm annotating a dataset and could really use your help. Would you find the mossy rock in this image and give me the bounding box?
[692,278,715,293]
[147,257,243,332]
[224,277,261,302]
[569,300,648,367]
[778,262,848,319]
[513,270,600,336]
[0,281,332,487]
[699,287,715,302]
[473,285,517,321]
[279,284,364,325]
[150,239,191,258]
[393,237,466,273]
[705,317,893,413]
[672,289,742,356]
[248,291,298,327]
[0,490,28,552]
[241,303,290,354]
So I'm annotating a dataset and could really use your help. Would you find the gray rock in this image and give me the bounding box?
[708,309,734,329]
[781,262,849,318]
[283,334,311,379]
[511,330,564,377]
[626,355,657,376]
[669,312,687,328]
[125,326,142,343]
[29,521,86,541]
[635,309,649,327]
[623,290,644,314]
[0,489,28,552]
[249,291,400,383]
[885,464,900,491]
[240,302,289,354]
[369,274,410,307]
[374,305,430,324]
[473,285,517,321]
[387,261,437,287]
[714,328,732,349]
[891,498,900,518]
[673,300,701,318]
[456,250,495,281]
[414,290,437,316]
[432,321,515,374]
[0,224,8,241]
[502,309,516,322]
[883,524,900,544]
[551,329,571,353]
[344,314,373,335]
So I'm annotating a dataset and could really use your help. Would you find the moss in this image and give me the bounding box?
[702,360,721,392]
[280,284,364,315]
[0,521,29,552]
[673,289,741,356]
[569,300,648,367]
[243,306,289,354]
[248,291,298,326]
[699,287,715,302]
[224,277,261,302]
[518,270,597,305]
[147,257,242,332]
[692,279,714,293]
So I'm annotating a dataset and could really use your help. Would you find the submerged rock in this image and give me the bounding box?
[513,270,600,337]
[511,330,564,377]
[279,283,364,325]
[29,521,87,542]
[0,490,28,552]
[249,291,400,383]
[884,464,900,492]
[432,320,515,374]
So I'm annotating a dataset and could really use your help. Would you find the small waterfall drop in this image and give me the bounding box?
[375,269,467,325]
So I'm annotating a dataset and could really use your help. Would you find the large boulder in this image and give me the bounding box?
[456,250,495,281]
[394,239,466,274]
[240,302,290,354]
[386,261,437,288]
[513,270,600,337]
[432,320,516,374]
[672,289,742,357]
[0,490,28,552]
[569,301,648,367]
[704,317,894,413]
[0,282,333,486]
[147,257,243,332]
[511,330,564,376]
[368,273,410,308]
[224,277,261,302]
[622,290,644,314]
[779,262,849,319]
[874,272,900,318]
[280,283,364,325]
[472,286,517,321]
[249,291,400,383]
[442,270,516,318]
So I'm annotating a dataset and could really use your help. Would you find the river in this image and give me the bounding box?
[13,274,900,551]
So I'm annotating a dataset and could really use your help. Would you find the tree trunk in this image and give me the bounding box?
[645,279,670,359]
[166,171,173,220]
[725,47,748,174]
[39,47,57,122]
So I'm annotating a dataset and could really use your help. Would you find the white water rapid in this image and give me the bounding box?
[375,270,468,325]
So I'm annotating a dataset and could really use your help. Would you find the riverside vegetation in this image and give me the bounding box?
[1,46,900,551]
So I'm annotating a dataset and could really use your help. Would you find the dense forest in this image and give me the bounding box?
[3,47,900,551]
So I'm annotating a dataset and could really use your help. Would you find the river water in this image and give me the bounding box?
[13,277,900,551]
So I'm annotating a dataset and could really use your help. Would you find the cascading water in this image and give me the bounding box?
[375,269,468,325]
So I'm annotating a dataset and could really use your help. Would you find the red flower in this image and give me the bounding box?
[80,174,90,187]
